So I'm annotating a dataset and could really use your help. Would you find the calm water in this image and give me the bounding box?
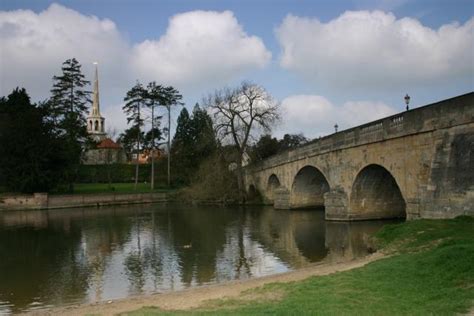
[0,204,397,314]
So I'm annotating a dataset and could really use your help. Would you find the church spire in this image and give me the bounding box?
[87,62,106,140]
[91,62,100,116]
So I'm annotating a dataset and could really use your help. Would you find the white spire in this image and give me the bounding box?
[91,62,100,116]
[87,62,106,140]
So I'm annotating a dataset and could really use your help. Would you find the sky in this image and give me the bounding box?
[1,0,473,139]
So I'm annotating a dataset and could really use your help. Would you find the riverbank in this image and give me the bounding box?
[25,253,385,316]
[25,216,474,315]
[0,191,168,211]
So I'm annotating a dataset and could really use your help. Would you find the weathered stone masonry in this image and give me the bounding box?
[245,92,474,221]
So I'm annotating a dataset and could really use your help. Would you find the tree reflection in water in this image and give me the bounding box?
[0,204,397,314]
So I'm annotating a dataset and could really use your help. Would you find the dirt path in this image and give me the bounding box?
[24,253,385,316]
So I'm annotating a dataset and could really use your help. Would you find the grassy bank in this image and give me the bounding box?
[128,216,474,315]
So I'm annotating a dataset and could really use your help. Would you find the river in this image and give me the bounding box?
[0,203,399,314]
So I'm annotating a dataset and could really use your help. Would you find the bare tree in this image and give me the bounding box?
[205,82,280,201]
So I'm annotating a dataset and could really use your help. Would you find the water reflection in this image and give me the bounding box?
[0,205,397,314]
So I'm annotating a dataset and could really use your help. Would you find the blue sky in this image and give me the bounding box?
[1,0,473,138]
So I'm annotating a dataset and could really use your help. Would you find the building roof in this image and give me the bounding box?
[97,138,121,149]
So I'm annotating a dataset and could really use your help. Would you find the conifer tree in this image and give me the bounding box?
[0,88,66,192]
[191,104,217,160]
[123,82,146,189]
[118,126,145,161]
[159,86,183,187]
[171,105,217,184]
[171,107,192,184]
[49,58,91,191]
[144,82,165,189]
[172,107,191,152]
[50,58,91,138]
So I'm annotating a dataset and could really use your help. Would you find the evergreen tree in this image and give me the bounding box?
[250,133,308,161]
[50,58,91,138]
[0,88,66,192]
[118,126,145,161]
[123,82,146,189]
[171,107,192,184]
[279,133,308,150]
[143,126,163,152]
[191,104,217,160]
[172,107,192,151]
[49,58,91,191]
[144,82,166,189]
[158,86,183,187]
[251,134,280,160]
[171,105,217,185]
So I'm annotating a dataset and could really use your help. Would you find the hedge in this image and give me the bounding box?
[77,162,168,184]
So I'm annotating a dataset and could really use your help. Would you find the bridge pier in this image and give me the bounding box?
[406,198,421,220]
[324,188,349,221]
[273,187,290,209]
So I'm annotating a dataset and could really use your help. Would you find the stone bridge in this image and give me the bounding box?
[244,92,474,221]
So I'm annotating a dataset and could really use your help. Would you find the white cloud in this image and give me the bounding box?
[277,94,396,138]
[276,11,474,91]
[131,10,271,88]
[0,5,270,135]
[0,4,129,100]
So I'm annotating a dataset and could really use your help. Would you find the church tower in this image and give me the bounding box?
[87,62,106,141]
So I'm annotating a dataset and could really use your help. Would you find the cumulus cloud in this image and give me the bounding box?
[131,10,271,87]
[277,94,396,138]
[0,4,270,134]
[276,11,474,91]
[0,4,129,100]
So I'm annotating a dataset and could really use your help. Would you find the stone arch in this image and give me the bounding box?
[266,174,281,204]
[89,120,93,130]
[350,164,406,219]
[290,165,330,209]
[94,120,99,131]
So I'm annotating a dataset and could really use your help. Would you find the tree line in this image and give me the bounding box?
[0,57,308,200]
[1,58,92,193]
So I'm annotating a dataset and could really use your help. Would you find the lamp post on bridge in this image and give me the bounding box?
[334,123,338,133]
[405,94,410,111]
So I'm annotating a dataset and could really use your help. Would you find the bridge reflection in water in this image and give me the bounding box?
[0,204,398,314]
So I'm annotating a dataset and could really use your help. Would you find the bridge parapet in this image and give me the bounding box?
[249,92,474,172]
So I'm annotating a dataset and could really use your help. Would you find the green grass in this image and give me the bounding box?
[126,216,474,315]
[58,183,175,195]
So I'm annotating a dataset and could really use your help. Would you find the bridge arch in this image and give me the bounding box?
[290,165,330,209]
[350,164,406,219]
[266,174,281,204]
[247,184,262,202]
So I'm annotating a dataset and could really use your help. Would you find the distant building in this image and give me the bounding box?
[83,138,125,165]
[130,148,165,164]
[83,63,125,165]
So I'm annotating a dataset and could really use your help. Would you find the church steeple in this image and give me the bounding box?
[91,64,101,116]
[87,62,106,141]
